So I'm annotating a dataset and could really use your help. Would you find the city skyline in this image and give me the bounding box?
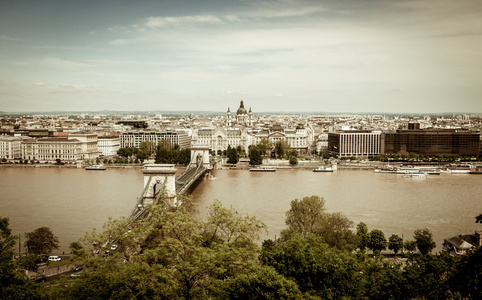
[1,0,482,114]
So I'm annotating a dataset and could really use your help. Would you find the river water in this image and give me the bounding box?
[1,166,481,253]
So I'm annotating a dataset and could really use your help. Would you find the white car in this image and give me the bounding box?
[110,245,118,251]
[48,256,61,261]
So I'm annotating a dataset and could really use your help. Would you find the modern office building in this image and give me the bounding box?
[383,124,480,158]
[328,131,382,158]
[120,130,191,149]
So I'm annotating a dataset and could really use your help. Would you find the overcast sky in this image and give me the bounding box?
[1,0,481,113]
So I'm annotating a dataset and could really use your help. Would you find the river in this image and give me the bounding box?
[1,166,481,253]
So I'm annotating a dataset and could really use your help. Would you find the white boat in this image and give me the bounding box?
[85,164,106,170]
[250,167,276,172]
[313,166,334,172]
[403,173,427,178]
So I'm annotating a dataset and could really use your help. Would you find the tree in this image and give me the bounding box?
[70,196,267,299]
[368,229,387,253]
[448,246,482,299]
[25,227,59,255]
[261,234,366,299]
[248,147,262,166]
[404,240,416,253]
[138,141,155,162]
[1,217,18,287]
[282,196,326,239]
[388,234,403,255]
[288,156,298,166]
[226,145,239,164]
[280,196,357,250]
[413,228,436,255]
[214,265,302,299]
[475,213,482,223]
[356,222,369,251]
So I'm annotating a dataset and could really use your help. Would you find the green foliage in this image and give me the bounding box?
[248,146,263,165]
[70,241,87,261]
[448,246,482,298]
[15,254,42,271]
[288,156,298,166]
[388,234,403,254]
[155,144,190,165]
[25,227,59,255]
[117,147,138,158]
[213,265,303,299]
[404,240,416,253]
[226,145,239,164]
[261,235,365,299]
[138,141,156,162]
[280,196,357,250]
[1,217,18,290]
[413,228,436,255]
[476,213,482,223]
[368,229,387,253]
[63,196,266,299]
[356,222,369,251]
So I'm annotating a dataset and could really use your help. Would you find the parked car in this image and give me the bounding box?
[73,265,85,272]
[48,256,61,261]
[70,271,83,278]
[110,244,118,251]
[33,275,47,282]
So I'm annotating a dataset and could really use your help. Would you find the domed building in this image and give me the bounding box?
[226,100,253,127]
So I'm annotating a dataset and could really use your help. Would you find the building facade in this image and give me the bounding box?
[98,136,120,156]
[68,133,99,160]
[22,138,83,163]
[191,127,249,154]
[383,126,480,158]
[328,131,382,158]
[120,130,191,149]
[0,136,23,161]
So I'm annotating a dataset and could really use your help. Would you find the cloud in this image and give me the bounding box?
[33,82,50,87]
[145,15,222,28]
[0,35,22,42]
[109,39,130,45]
[12,57,90,69]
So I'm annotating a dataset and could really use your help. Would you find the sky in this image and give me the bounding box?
[1,0,482,114]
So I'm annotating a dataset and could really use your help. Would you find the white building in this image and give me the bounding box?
[98,136,120,157]
[22,138,83,163]
[252,124,314,155]
[328,131,382,158]
[191,127,249,154]
[68,133,99,161]
[0,136,23,161]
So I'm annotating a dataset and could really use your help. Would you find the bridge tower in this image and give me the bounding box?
[141,164,177,205]
[190,145,211,169]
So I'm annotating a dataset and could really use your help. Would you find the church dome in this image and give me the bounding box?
[236,100,247,115]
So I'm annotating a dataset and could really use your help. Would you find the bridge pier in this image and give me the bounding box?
[141,164,177,205]
[190,145,210,168]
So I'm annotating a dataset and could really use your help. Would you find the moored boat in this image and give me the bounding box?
[403,172,427,178]
[313,166,334,172]
[85,164,106,170]
[250,167,276,172]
